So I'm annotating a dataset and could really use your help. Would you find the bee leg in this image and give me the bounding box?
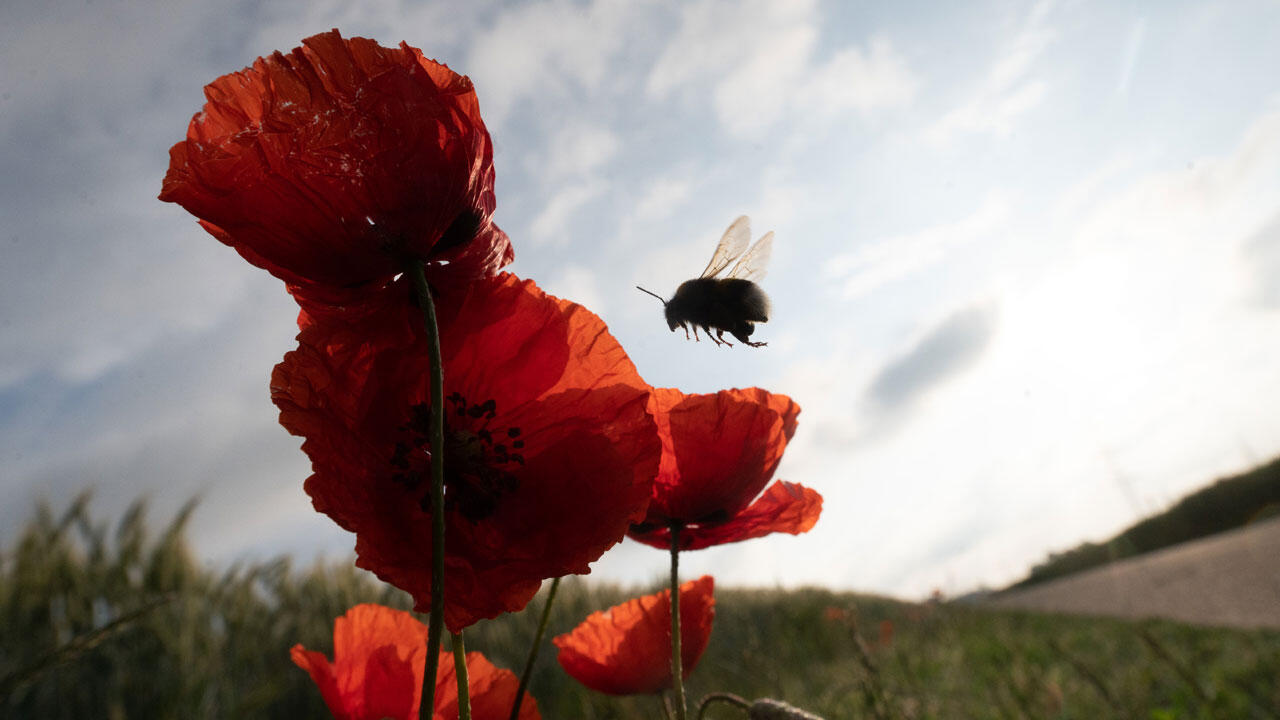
[682,325,692,340]
[732,325,766,348]
[715,329,734,347]
[690,325,701,342]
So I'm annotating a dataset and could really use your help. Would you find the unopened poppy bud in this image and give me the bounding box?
[748,698,826,720]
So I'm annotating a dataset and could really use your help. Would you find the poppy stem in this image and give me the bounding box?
[452,631,472,720]
[409,260,447,720]
[508,576,561,720]
[669,522,687,720]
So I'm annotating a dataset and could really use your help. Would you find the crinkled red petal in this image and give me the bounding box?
[291,604,541,720]
[290,604,428,720]
[630,480,822,551]
[642,387,800,525]
[272,273,659,631]
[553,576,715,696]
[433,651,541,720]
[160,29,509,300]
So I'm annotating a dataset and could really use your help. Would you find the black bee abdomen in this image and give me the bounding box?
[720,278,770,322]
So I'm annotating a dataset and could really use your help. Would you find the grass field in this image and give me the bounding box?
[3,496,1278,719]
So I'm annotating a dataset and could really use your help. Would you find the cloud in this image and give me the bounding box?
[0,0,283,390]
[823,191,1010,300]
[925,0,1055,143]
[529,182,608,246]
[537,122,620,181]
[0,274,341,562]
[796,35,919,120]
[632,171,696,223]
[1243,211,1280,308]
[646,0,916,139]
[464,0,643,128]
[545,263,607,315]
[866,304,999,411]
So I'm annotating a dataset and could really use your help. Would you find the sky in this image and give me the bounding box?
[2,0,1280,600]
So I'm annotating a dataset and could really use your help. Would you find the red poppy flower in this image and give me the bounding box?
[291,604,540,720]
[272,272,660,631]
[627,387,821,551]
[159,29,510,308]
[434,651,540,720]
[553,576,715,695]
[290,603,428,720]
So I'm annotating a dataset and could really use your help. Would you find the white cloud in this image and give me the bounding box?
[646,0,916,139]
[546,263,607,315]
[529,182,608,246]
[889,108,1280,592]
[797,35,919,120]
[925,0,1056,143]
[464,0,640,127]
[536,122,620,181]
[707,14,816,138]
[823,191,1011,300]
[632,171,697,222]
[758,106,1280,597]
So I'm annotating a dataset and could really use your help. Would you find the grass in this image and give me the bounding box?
[2,495,1277,719]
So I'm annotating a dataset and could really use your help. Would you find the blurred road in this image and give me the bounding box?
[989,515,1280,629]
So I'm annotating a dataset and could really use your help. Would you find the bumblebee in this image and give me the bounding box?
[637,215,772,348]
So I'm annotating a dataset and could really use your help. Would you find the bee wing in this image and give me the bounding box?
[726,230,773,283]
[699,215,752,278]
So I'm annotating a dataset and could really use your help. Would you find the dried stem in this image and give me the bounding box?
[697,692,751,719]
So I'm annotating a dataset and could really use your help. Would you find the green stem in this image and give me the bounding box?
[452,631,472,720]
[508,577,561,720]
[409,261,447,720]
[669,522,687,720]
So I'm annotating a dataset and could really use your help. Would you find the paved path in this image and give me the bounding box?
[989,515,1280,629]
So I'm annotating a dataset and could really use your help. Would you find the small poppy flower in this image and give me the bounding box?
[290,603,427,720]
[553,576,715,695]
[272,273,660,631]
[434,651,541,720]
[160,29,511,308]
[627,388,821,550]
[291,604,539,720]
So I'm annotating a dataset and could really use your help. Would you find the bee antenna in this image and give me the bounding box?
[635,285,667,306]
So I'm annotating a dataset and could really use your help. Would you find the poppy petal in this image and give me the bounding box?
[630,481,822,551]
[291,604,428,720]
[292,604,541,720]
[272,273,659,631]
[160,30,509,303]
[433,651,541,720]
[553,576,715,696]
[644,388,800,525]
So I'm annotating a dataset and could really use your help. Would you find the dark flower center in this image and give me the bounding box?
[389,392,524,522]
[363,207,481,264]
[434,208,483,251]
